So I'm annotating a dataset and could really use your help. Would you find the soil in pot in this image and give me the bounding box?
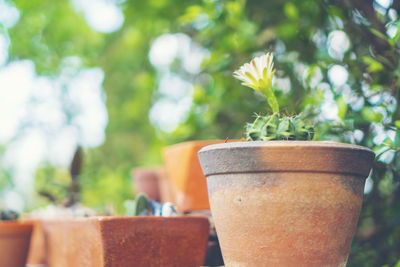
[0,221,33,267]
[198,141,375,267]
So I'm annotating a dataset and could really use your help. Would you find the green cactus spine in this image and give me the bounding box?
[133,194,150,216]
[245,113,314,141]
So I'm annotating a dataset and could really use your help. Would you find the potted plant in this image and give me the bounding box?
[163,140,236,212]
[131,167,161,201]
[198,53,375,266]
[42,195,210,267]
[157,167,177,203]
[0,209,33,267]
[25,203,96,266]
[131,167,178,205]
[26,147,96,266]
[25,217,46,266]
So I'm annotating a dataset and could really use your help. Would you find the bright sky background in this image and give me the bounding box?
[0,0,393,210]
[149,33,208,132]
[0,0,114,210]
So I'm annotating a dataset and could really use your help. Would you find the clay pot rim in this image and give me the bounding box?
[199,140,373,154]
[198,141,375,177]
[0,221,33,235]
[0,221,34,227]
[38,215,209,223]
[131,167,161,176]
[163,139,237,153]
[97,215,209,222]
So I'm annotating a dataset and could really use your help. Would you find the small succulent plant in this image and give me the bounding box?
[246,113,314,141]
[0,209,19,221]
[234,53,314,141]
[126,194,177,217]
[132,194,151,216]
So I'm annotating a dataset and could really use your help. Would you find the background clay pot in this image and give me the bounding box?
[163,140,236,212]
[158,167,176,203]
[26,219,46,265]
[131,167,161,201]
[42,216,209,267]
[0,221,33,267]
[198,141,375,267]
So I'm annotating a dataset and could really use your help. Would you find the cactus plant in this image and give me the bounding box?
[127,194,177,216]
[234,53,314,141]
[133,194,151,216]
[245,113,314,141]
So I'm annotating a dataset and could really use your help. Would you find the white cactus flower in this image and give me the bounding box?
[233,52,279,113]
[233,53,275,89]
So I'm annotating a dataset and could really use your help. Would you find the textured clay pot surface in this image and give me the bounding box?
[25,219,46,265]
[42,216,209,267]
[198,141,375,267]
[158,167,176,203]
[0,221,33,267]
[163,140,236,211]
[132,167,161,201]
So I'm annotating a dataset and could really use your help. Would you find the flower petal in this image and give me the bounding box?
[233,52,279,112]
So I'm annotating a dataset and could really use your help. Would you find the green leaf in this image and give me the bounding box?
[389,23,400,47]
[336,96,348,119]
[369,28,389,42]
[133,194,150,216]
[284,2,299,20]
[362,56,384,73]
[361,107,383,122]
[277,21,298,40]
[226,1,242,16]
[179,5,203,24]
[395,130,400,148]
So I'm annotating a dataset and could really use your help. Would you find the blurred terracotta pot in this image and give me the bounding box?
[26,219,46,265]
[42,216,209,267]
[158,167,176,203]
[198,141,375,267]
[131,168,161,201]
[163,140,236,212]
[0,221,33,267]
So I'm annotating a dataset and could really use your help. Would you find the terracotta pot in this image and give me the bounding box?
[158,167,176,203]
[163,140,236,212]
[131,168,161,201]
[26,219,46,265]
[198,141,375,267]
[0,221,33,267]
[42,216,209,267]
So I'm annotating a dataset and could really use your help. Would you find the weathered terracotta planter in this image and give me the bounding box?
[0,221,33,267]
[163,140,235,212]
[26,219,46,265]
[158,167,176,203]
[131,167,161,201]
[42,216,209,267]
[198,141,375,267]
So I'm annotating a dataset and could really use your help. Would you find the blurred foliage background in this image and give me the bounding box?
[0,0,400,265]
